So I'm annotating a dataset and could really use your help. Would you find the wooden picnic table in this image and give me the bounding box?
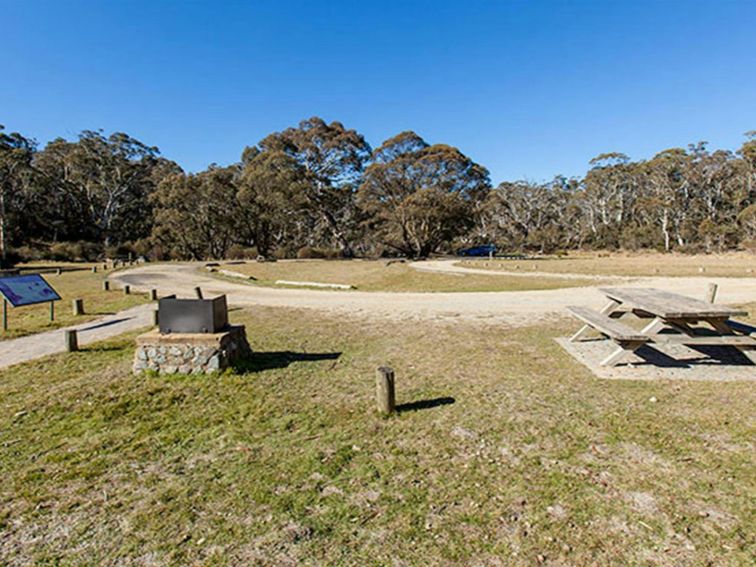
[568,287,755,367]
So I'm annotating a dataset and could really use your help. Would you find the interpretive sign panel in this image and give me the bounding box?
[0,274,61,307]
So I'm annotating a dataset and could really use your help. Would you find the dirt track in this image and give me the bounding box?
[112,261,756,326]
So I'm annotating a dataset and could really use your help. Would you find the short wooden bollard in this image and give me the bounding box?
[375,366,396,415]
[123,285,131,295]
[91,266,97,273]
[72,298,84,315]
[64,330,78,352]
[705,283,718,304]
[103,280,110,291]
[194,286,203,299]
[56,268,62,276]
[149,289,158,301]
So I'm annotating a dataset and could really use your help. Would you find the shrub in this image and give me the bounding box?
[11,246,43,263]
[296,246,326,259]
[49,242,80,261]
[296,246,342,259]
[227,244,259,260]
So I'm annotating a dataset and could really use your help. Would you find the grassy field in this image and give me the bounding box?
[0,264,148,340]
[460,251,756,278]
[214,260,599,292]
[1,305,754,565]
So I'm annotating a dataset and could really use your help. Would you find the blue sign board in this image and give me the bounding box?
[0,274,61,307]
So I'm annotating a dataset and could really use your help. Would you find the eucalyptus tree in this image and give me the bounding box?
[237,146,309,257]
[484,177,579,253]
[636,148,692,251]
[34,131,164,247]
[358,131,490,257]
[151,166,242,260]
[581,152,638,247]
[258,117,371,256]
[0,126,37,264]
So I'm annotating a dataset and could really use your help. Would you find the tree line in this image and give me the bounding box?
[1,117,755,266]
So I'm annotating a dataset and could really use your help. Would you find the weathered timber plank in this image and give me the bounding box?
[599,288,748,319]
[567,306,650,342]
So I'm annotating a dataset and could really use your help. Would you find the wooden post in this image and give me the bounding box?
[50,301,55,321]
[153,309,159,326]
[123,285,131,295]
[2,299,7,331]
[194,286,203,299]
[72,298,84,315]
[91,266,97,273]
[375,366,396,415]
[64,329,78,352]
[102,280,110,291]
[56,268,62,276]
[705,283,718,304]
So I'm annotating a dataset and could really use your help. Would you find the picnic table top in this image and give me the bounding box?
[599,287,749,320]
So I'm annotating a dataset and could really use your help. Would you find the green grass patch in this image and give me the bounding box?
[1,264,148,340]
[1,307,754,564]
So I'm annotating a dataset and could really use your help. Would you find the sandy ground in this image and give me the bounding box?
[2,260,751,372]
[556,337,756,381]
[111,261,756,326]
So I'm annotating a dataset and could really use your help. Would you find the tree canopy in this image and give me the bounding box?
[1,118,755,265]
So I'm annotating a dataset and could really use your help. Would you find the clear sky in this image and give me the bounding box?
[2,0,755,184]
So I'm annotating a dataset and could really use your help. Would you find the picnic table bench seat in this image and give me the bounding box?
[567,306,650,343]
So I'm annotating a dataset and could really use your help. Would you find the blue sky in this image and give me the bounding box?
[2,0,755,184]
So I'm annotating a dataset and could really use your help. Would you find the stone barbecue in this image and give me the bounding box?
[133,294,252,374]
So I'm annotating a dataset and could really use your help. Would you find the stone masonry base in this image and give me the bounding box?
[133,325,252,374]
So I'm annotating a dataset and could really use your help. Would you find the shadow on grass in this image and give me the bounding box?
[78,317,132,332]
[234,351,341,372]
[81,345,123,353]
[396,396,455,413]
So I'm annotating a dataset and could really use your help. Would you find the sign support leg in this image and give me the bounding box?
[2,299,7,331]
[50,300,55,321]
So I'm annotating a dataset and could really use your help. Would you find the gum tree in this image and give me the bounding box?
[358,131,490,257]
[259,117,371,256]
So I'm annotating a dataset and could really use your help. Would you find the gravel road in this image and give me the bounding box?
[111,261,756,326]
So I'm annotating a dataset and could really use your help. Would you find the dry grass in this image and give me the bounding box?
[0,264,148,340]
[215,259,599,292]
[460,251,756,278]
[1,305,754,565]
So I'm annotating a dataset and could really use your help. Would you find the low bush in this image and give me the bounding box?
[227,244,259,260]
[49,241,102,262]
[296,246,342,259]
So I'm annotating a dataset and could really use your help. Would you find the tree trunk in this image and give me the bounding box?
[662,211,671,252]
[0,191,6,264]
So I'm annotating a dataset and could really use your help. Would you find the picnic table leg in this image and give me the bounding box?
[660,319,698,337]
[709,319,756,364]
[640,317,666,335]
[570,300,621,342]
[601,340,646,367]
